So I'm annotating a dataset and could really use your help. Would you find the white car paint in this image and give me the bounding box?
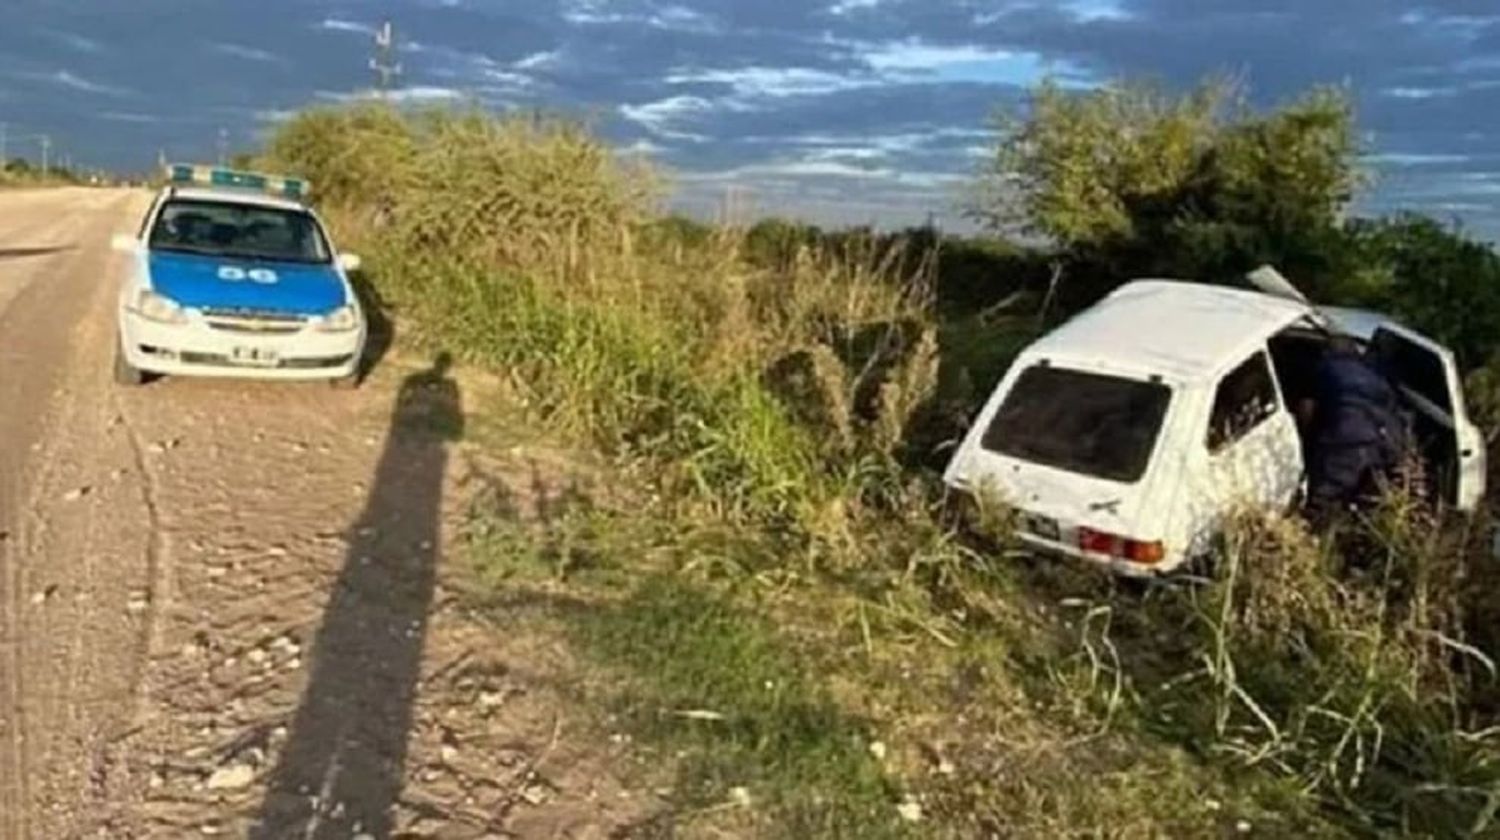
[944,275,1485,576]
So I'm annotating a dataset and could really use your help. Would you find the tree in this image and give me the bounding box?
[974,78,1364,301]
[1350,214,1500,370]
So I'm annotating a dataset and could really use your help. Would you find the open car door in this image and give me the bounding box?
[1369,322,1486,511]
[1246,265,1485,511]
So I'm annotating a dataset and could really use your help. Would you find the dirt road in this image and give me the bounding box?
[0,190,646,839]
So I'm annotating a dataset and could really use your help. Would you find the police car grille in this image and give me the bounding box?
[202,308,307,334]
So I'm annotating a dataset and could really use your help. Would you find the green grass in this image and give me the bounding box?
[465,508,907,838]
[572,576,904,838]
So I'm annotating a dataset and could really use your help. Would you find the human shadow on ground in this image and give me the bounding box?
[252,353,462,839]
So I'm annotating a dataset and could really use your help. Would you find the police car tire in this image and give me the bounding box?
[113,344,146,386]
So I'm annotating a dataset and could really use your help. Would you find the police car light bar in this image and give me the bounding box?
[166,163,311,201]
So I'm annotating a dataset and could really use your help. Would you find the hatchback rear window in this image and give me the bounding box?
[981,365,1172,483]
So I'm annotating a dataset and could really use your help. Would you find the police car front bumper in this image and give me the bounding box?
[120,308,363,380]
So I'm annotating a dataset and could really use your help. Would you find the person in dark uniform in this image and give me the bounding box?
[1305,335,1408,521]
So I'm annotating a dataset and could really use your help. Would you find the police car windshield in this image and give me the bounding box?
[149,199,331,265]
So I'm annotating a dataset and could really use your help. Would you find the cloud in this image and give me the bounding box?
[860,39,1089,85]
[37,28,103,53]
[98,111,155,123]
[318,18,373,35]
[1064,0,1131,23]
[829,0,886,15]
[514,50,560,70]
[318,85,468,103]
[665,66,869,97]
[1383,86,1457,99]
[0,0,1499,232]
[17,70,132,97]
[618,138,665,156]
[679,154,967,189]
[620,95,717,139]
[1365,152,1473,166]
[210,42,283,63]
[253,108,300,124]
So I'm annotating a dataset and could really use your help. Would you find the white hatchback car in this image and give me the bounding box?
[943,271,1486,576]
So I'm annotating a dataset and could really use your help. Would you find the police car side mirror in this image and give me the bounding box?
[111,233,140,254]
[337,253,363,274]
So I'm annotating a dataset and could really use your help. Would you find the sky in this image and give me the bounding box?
[2,1,1500,236]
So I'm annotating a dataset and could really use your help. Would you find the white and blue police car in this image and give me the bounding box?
[111,164,367,387]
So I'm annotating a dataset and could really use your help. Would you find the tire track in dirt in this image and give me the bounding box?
[114,395,172,718]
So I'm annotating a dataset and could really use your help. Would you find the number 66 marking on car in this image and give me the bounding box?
[218,266,279,284]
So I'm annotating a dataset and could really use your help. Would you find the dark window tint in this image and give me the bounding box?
[982,365,1172,483]
[1208,352,1279,453]
[1371,329,1452,415]
[149,199,331,264]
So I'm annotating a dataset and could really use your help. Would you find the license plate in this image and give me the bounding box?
[230,346,279,367]
[1025,514,1060,541]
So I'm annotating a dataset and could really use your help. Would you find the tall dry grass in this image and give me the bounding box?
[1086,500,1500,835]
[266,103,939,531]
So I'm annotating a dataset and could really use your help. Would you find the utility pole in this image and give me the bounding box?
[370,20,402,96]
[40,134,50,177]
[217,127,229,166]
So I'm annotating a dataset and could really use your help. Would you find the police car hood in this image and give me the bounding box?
[148,250,345,315]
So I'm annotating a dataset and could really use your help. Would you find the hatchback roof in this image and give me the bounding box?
[1026,279,1313,382]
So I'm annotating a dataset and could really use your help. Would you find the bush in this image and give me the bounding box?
[268,104,940,529]
[262,104,420,212]
[1351,214,1500,370]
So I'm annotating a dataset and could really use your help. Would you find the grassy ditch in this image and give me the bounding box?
[268,103,1500,837]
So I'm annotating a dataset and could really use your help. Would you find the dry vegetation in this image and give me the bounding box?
[263,103,1500,838]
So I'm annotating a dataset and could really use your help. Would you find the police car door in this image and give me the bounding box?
[1204,348,1305,514]
[1370,323,1486,511]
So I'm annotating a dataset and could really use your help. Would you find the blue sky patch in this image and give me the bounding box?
[2,0,1499,236]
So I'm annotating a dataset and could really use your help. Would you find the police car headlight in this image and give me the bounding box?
[132,289,188,325]
[318,305,360,332]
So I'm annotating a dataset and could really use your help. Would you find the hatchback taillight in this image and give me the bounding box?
[1077,527,1165,565]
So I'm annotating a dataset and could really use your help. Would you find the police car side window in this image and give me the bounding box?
[1207,351,1279,454]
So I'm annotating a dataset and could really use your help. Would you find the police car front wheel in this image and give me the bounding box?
[113,344,147,387]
